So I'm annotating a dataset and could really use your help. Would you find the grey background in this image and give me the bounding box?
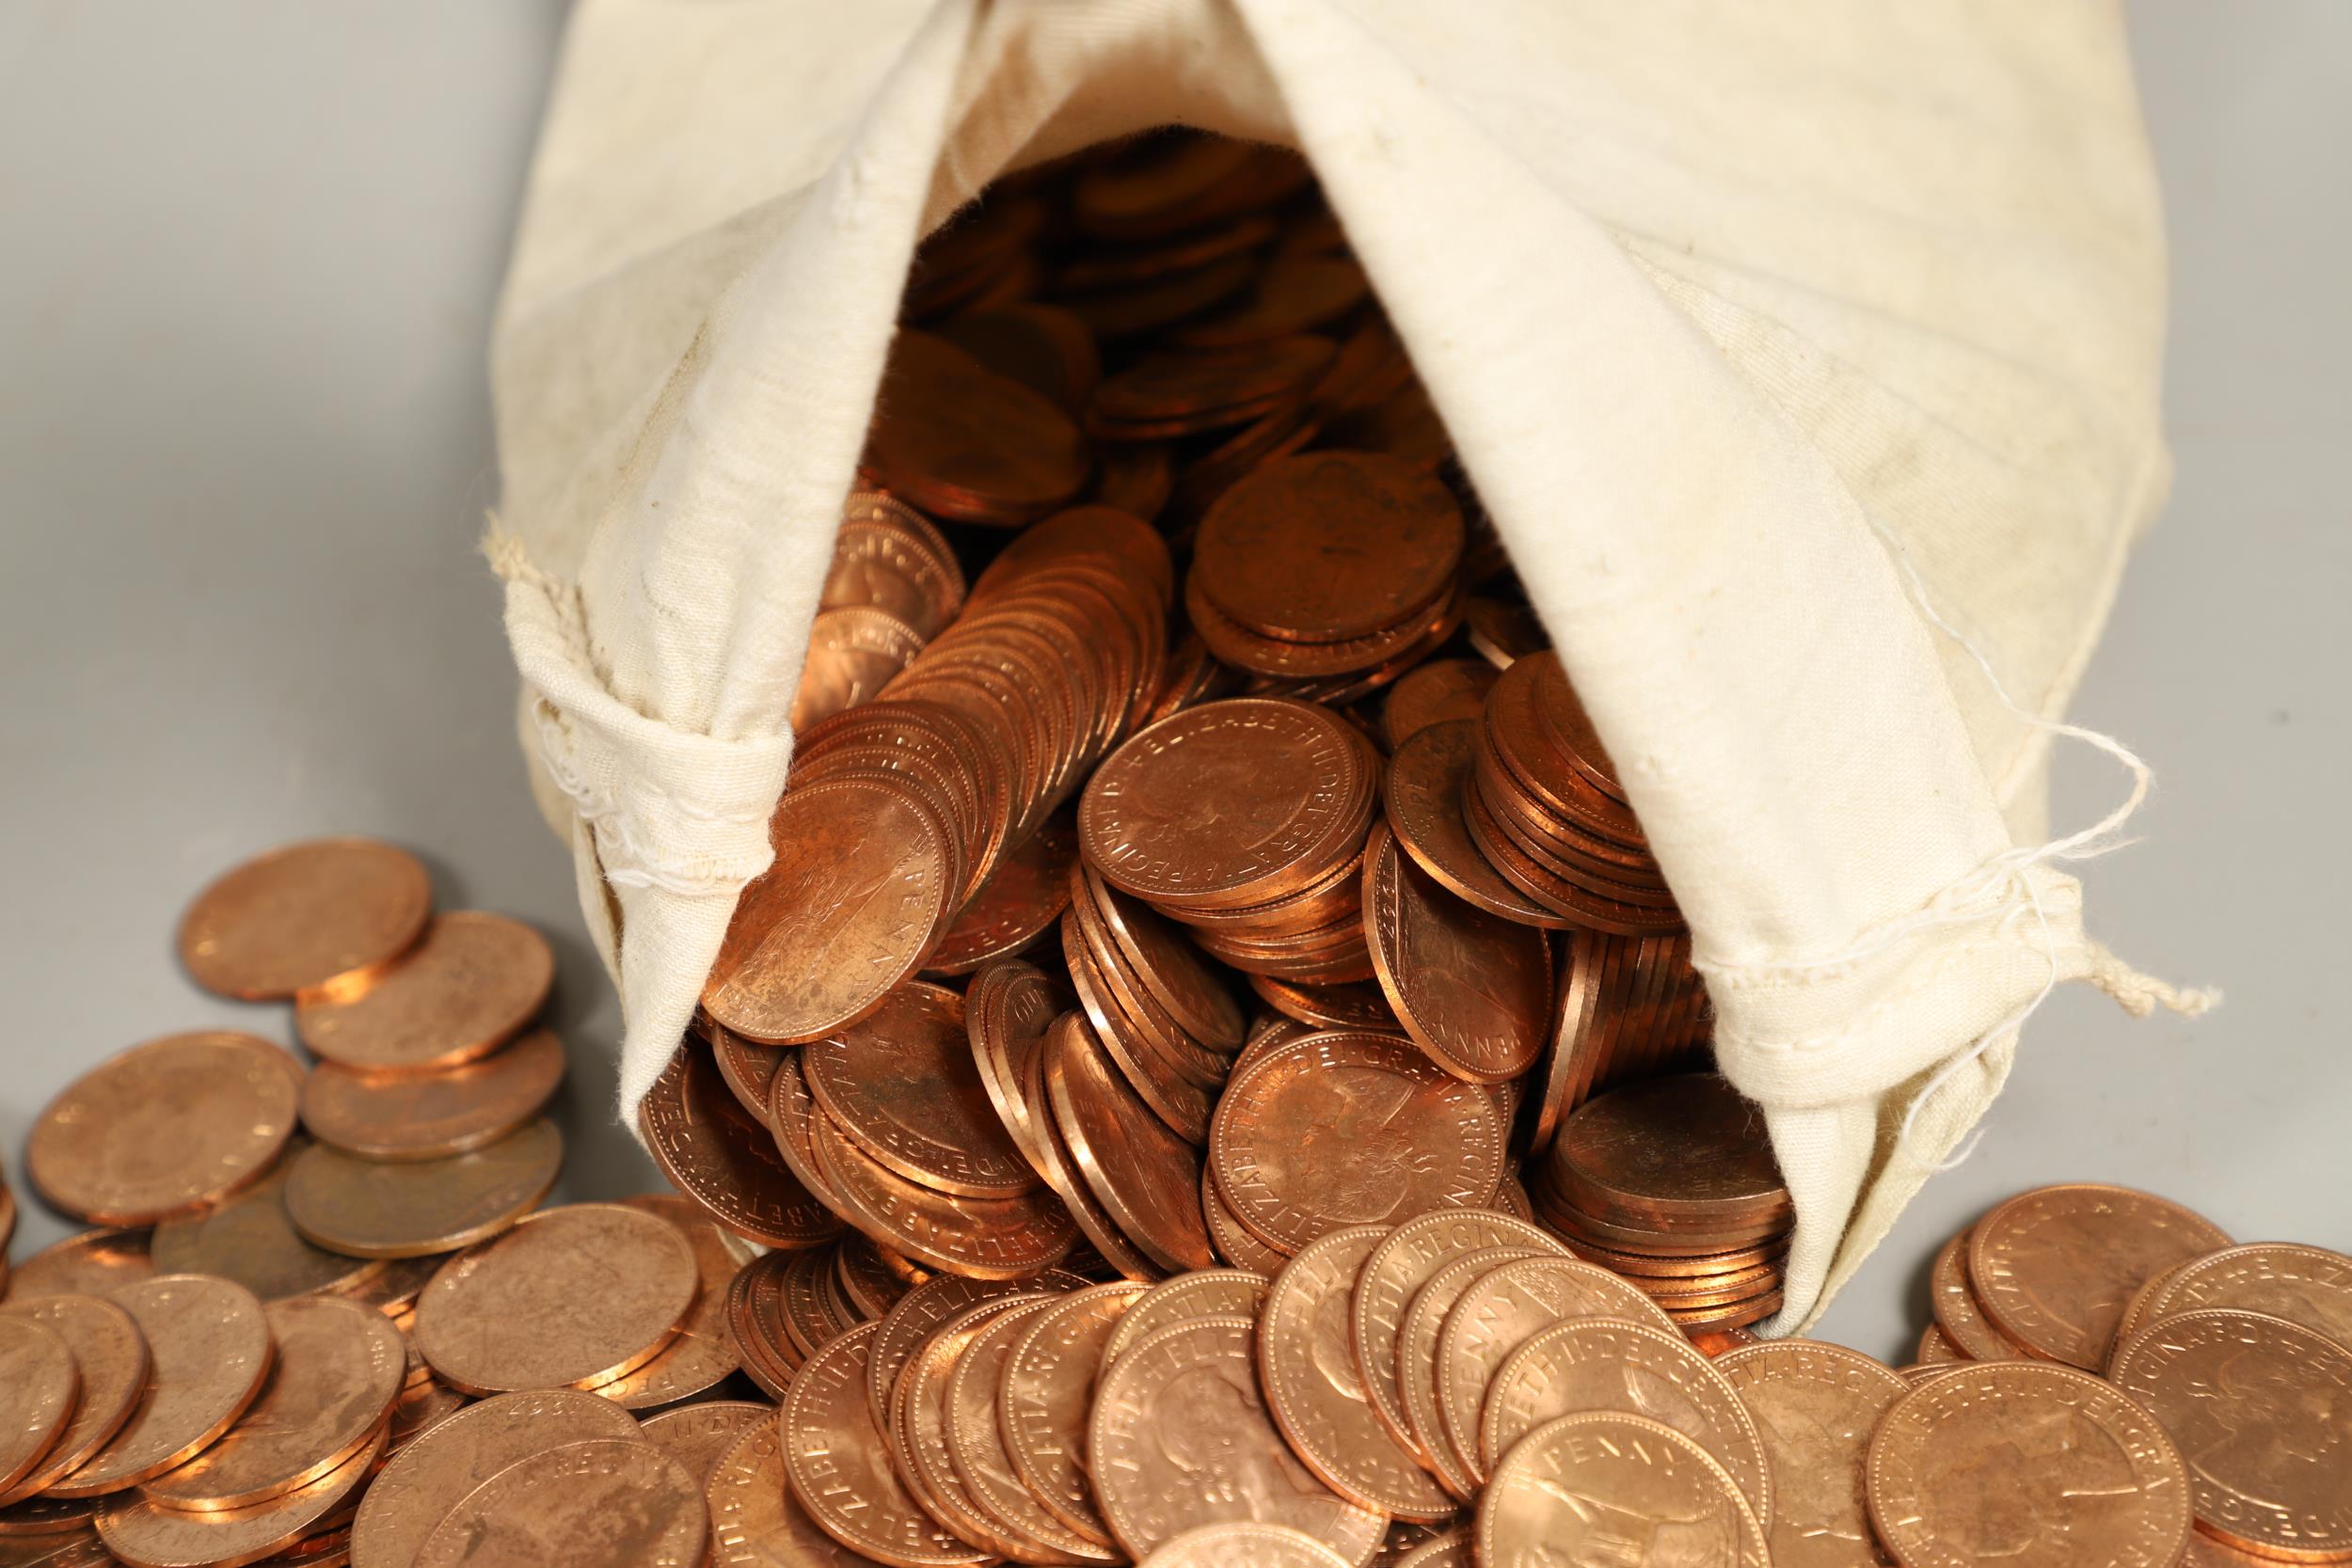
[1,2,2343,1361]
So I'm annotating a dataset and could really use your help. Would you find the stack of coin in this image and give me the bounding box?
[1528,1072,1793,1331]
[1520,926,1713,1154]
[789,489,966,730]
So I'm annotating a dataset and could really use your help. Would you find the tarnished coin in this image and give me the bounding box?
[329,1254,445,1320]
[1000,1283,1149,1544]
[640,1043,840,1251]
[1716,1340,1908,1568]
[804,982,1036,1197]
[792,606,927,731]
[1362,823,1550,1083]
[2108,1308,2352,1560]
[298,1029,564,1162]
[178,837,430,1000]
[1210,1032,1506,1256]
[139,1296,403,1511]
[808,1095,1080,1280]
[3,1230,153,1305]
[963,960,1071,1179]
[1391,1246,1540,1498]
[96,1427,385,1568]
[57,1275,274,1497]
[594,1196,756,1409]
[1927,1230,2020,1363]
[704,1415,871,1568]
[411,1203,697,1395]
[945,1300,1120,1562]
[1143,1522,1353,1567]
[1381,661,1497,752]
[1089,1315,1388,1565]
[347,1388,642,1568]
[412,1438,706,1568]
[28,1033,303,1226]
[0,1297,145,1504]
[283,1118,562,1259]
[1044,1013,1216,1273]
[2133,1242,2352,1351]
[150,1154,384,1303]
[1477,1316,1770,1519]
[1260,1227,1455,1520]
[294,912,551,1073]
[0,1319,76,1499]
[704,775,954,1045]
[1102,1271,1269,1370]
[782,1323,989,1566]
[1478,1412,1767,1568]
[1968,1182,2232,1370]
[1865,1360,2190,1568]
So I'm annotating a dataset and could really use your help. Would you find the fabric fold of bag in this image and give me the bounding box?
[487,0,2194,1328]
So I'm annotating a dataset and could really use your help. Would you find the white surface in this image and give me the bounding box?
[2,1,2344,1360]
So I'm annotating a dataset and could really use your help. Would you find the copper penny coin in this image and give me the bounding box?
[0,1318,76,1499]
[642,1042,839,1252]
[1363,822,1551,1083]
[2134,1242,2352,1352]
[999,1283,1149,1545]
[1148,1522,1355,1567]
[1382,661,1497,752]
[1478,1412,1767,1568]
[293,912,550,1074]
[327,1253,444,1320]
[0,1297,146,1505]
[963,960,1070,1180]
[1080,698,1372,910]
[703,776,955,1044]
[1201,1164,1293,1273]
[148,1155,383,1304]
[866,1273,1088,1434]
[944,1300,1120,1562]
[782,1323,989,1566]
[1192,451,1463,643]
[28,1033,302,1226]
[864,329,1089,526]
[1916,1324,1968,1366]
[1477,1316,1770,1518]
[827,491,967,640]
[1044,1013,1216,1274]
[927,812,1077,976]
[178,838,430,1000]
[57,1276,273,1497]
[808,1095,1079,1281]
[348,1388,641,1568]
[1259,1227,1456,1520]
[888,1297,1052,1561]
[1348,1211,1568,1474]
[704,1414,872,1568]
[1061,922,1216,1141]
[1866,1360,2190,1568]
[1392,1246,1542,1499]
[5,1231,154,1305]
[1717,1340,1910,1568]
[1968,1182,2232,1370]
[1390,1530,1472,1568]
[140,1296,403,1511]
[595,1196,756,1410]
[411,1203,697,1395]
[1015,1028,1174,1287]
[803,982,1036,1197]
[1080,866,1246,1051]
[1545,1072,1790,1233]
[2108,1308,2352,1560]
[1927,1230,2021,1363]
[791,606,927,730]
[411,1437,706,1568]
[1101,1271,1270,1370]
[297,1029,564,1163]
[282,1118,562,1259]
[0,1493,102,1540]
[1089,1315,1388,1565]
[386,1379,467,1455]
[1209,1031,1506,1256]
[1382,721,1562,928]
[95,1426,384,1568]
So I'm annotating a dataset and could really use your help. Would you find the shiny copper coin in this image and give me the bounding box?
[791,606,927,730]
[724,1256,801,1402]
[1209,1032,1506,1256]
[1091,337,1334,437]
[1079,867,1245,1051]
[1101,1271,1269,1370]
[1392,1246,1542,1498]
[1927,1230,2021,1362]
[1260,1227,1456,1520]
[945,1301,1120,1562]
[704,1414,862,1568]
[1175,249,1368,347]
[1382,721,1562,928]
[282,1118,561,1259]
[143,1154,376,1304]
[294,913,550,1075]
[782,1323,989,1566]
[410,1437,706,1568]
[141,1297,403,1512]
[1477,1412,1767,1568]
[1193,452,1462,643]
[866,1272,1085,1434]
[0,1297,144,1505]
[596,1196,756,1409]
[385,1378,466,1455]
[836,1233,918,1321]
[1383,662,1498,752]
[2133,1242,2352,1352]
[0,1319,75,1499]
[761,1053,853,1222]
[827,491,966,639]
[96,1428,384,1568]
[1390,1530,1471,1568]
[928,812,1077,976]
[1061,921,1216,1141]
[1968,1182,2233,1370]
[1247,975,1396,1033]
[1044,1013,1216,1273]
[970,505,1175,612]
[803,982,1036,1197]
[1477,1317,1769,1517]
[1916,1324,1968,1366]
[2108,1308,2352,1560]
[411,1203,696,1395]
[325,1253,443,1319]
[1545,1072,1790,1233]
[1020,1037,1164,1283]
[777,1246,845,1363]
[298,1029,564,1164]
[1865,1360,2191,1568]
[1362,823,1550,1084]
[1148,1522,1355,1567]
[178,838,430,1000]
[28,1033,302,1226]
[1201,1164,1292,1273]
[963,960,1070,1180]
[1089,1315,1387,1565]
[1716,1340,1908,1568]
[346,1387,641,1568]
[2113,1261,2193,1352]
[0,1493,100,1540]
[57,1276,273,1497]
[888,1298,1053,1561]
[865,330,1090,526]
[642,1042,840,1251]
[704,775,954,1044]
[998,1283,1148,1545]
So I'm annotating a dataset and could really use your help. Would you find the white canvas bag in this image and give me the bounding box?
[488,0,2209,1329]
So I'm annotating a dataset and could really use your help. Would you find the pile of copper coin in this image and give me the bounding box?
[8,128,2349,1567]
